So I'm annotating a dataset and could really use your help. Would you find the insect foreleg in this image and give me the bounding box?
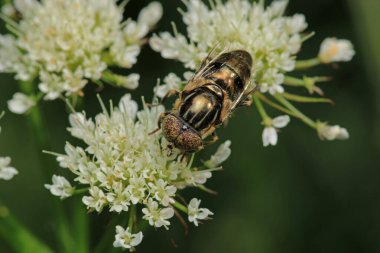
[148,89,180,107]
[160,89,180,104]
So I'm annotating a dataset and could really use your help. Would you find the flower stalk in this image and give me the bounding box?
[274,94,316,128]
[295,58,321,69]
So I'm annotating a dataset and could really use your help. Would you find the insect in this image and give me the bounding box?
[157,49,255,153]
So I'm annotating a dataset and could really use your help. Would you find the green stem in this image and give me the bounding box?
[128,204,136,232]
[274,94,316,128]
[0,201,54,253]
[253,94,270,120]
[72,198,89,253]
[255,93,300,118]
[18,81,81,253]
[295,58,321,70]
[283,76,305,86]
[73,188,90,195]
[172,201,188,214]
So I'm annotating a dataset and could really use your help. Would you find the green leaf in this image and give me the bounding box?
[55,206,75,253]
[72,199,89,253]
[0,204,54,253]
[282,92,334,104]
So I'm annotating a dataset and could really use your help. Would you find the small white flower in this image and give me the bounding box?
[44,175,74,199]
[316,121,349,140]
[118,93,138,120]
[138,2,163,30]
[82,186,107,212]
[112,73,140,90]
[148,179,177,206]
[204,140,232,168]
[154,73,182,98]
[319,38,355,63]
[142,198,174,229]
[7,92,36,114]
[187,198,213,226]
[262,115,290,147]
[192,170,212,185]
[108,182,130,213]
[0,157,18,180]
[113,225,143,251]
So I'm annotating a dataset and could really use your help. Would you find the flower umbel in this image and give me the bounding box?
[46,94,231,250]
[0,0,162,100]
[151,0,353,144]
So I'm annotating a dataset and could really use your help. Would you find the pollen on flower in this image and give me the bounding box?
[0,0,163,100]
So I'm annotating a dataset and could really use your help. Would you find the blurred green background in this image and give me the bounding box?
[1,0,380,252]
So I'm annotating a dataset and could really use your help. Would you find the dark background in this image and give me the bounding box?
[1,0,380,252]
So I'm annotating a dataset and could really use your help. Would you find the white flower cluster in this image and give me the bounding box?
[0,113,18,180]
[151,0,307,94]
[47,94,229,250]
[150,0,354,146]
[0,0,162,100]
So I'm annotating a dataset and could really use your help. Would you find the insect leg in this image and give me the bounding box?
[237,96,252,107]
[160,89,180,104]
[148,112,167,135]
[204,132,219,145]
[235,85,258,108]
[147,89,180,107]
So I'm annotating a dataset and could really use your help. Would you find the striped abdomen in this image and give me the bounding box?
[179,85,223,131]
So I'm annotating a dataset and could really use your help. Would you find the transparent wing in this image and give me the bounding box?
[230,82,258,111]
[191,41,232,81]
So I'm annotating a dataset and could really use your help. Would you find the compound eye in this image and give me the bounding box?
[161,114,182,142]
[175,129,203,152]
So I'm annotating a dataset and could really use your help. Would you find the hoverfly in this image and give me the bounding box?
[157,49,255,153]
